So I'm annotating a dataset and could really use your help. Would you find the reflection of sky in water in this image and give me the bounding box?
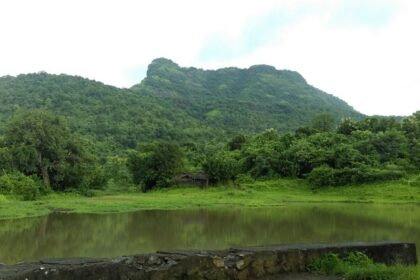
[0,203,419,264]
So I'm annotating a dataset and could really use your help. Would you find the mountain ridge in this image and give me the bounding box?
[134,58,362,133]
[0,58,363,154]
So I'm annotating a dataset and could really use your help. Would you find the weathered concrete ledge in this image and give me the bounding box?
[0,241,416,280]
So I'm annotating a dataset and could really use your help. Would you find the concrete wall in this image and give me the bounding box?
[0,242,416,280]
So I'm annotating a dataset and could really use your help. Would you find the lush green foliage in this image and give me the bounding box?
[136,58,362,134]
[202,151,241,183]
[209,112,419,187]
[0,172,42,200]
[309,252,420,280]
[0,58,417,197]
[1,110,100,193]
[127,142,183,191]
[0,59,362,156]
[0,72,222,154]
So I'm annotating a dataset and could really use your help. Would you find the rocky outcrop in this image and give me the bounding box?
[0,242,416,280]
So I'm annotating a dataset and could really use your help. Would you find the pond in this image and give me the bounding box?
[0,203,419,264]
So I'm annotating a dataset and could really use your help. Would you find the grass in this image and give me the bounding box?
[0,176,420,220]
[310,252,420,280]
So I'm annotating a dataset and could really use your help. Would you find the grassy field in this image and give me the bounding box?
[0,176,419,220]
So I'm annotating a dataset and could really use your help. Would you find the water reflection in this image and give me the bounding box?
[0,203,419,264]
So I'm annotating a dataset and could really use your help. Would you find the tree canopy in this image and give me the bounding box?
[127,142,183,192]
[2,110,93,191]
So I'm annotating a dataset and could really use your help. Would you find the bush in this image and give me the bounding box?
[344,252,373,267]
[361,168,405,183]
[235,174,255,184]
[85,165,107,189]
[203,151,241,183]
[0,172,42,200]
[307,165,335,187]
[0,174,13,194]
[128,142,183,192]
[309,253,343,275]
[308,165,406,188]
[309,252,417,280]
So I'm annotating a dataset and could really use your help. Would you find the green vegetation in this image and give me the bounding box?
[0,172,41,201]
[310,252,420,280]
[201,112,419,189]
[0,58,418,205]
[1,176,420,220]
[137,58,362,134]
[127,142,183,191]
[0,58,418,273]
[0,58,362,152]
[0,109,418,196]
[2,110,98,191]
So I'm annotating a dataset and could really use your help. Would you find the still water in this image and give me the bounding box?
[0,203,419,264]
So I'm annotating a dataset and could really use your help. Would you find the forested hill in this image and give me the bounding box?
[0,72,220,149]
[0,59,362,150]
[133,58,363,132]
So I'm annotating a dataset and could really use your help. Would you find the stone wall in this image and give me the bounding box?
[0,242,416,280]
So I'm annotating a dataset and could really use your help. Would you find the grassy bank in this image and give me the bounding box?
[1,176,419,220]
[310,252,420,280]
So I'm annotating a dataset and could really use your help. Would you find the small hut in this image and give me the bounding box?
[176,172,209,187]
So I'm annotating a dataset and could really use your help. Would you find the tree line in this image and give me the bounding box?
[0,110,419,199]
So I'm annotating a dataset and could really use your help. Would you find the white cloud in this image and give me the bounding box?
[0,0,418,115]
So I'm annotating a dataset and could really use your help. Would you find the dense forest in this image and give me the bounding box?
[0,59,418,200]
[0,58,362,152]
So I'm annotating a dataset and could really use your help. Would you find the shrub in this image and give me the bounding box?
[309,252,416,280]
[203,151,241,183]
[307,165,335,187]
[235,174,255,184]
[309,253,343,275]
[308,165,406,188]
[345,252,373,267]
[0,174,13,194]
[0,172,42,200]
[362,168,405,183]
[128,142,183,192]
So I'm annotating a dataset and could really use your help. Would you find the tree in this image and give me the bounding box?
[337,118,359,135]
[127,142,183,191]
[202,151,240,183]
[311,113,335,132]
[3,110,90,190]
[241,129,283,177]
[227,134,247,151]
[402,111,420,167]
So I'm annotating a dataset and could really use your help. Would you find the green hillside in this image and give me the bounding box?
[134,58,362,133]
[0,58,362,152]
[0,72,219,152]
[0,59,418,199]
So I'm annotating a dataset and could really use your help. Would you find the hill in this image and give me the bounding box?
[0,59,363,152]
[134,58,362,133]
[0,72,219,152]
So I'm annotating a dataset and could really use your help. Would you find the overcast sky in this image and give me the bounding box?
[0,0,419,116]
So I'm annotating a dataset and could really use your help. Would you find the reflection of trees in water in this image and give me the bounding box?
[0,204,419,264]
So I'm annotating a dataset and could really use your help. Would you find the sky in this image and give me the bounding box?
[0,0,419,116]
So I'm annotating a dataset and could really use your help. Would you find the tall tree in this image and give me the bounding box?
[128,142,183,191]
[3,110,88,190]
[311,113,336,132]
